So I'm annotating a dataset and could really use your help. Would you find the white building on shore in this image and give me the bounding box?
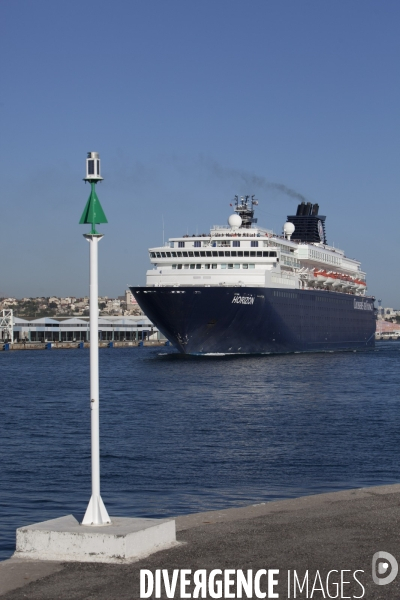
[12,315,165,343]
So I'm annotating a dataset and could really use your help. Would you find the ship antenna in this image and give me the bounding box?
[251,195,259,206]
[233,193,257,229]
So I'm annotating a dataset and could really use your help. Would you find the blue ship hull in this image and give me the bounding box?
[131,286,376,354]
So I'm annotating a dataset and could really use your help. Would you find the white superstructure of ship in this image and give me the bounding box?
[144,196,368,295]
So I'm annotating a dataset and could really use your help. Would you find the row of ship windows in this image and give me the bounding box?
[171,264,256,270]
[270,293,353,303]
[273,291,298,298]
[175,240,261,248]
[316,296,349,303]
[151,251,278,258]
[309,249,340,265]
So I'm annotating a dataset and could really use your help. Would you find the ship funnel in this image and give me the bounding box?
[286,204,327,244]
[312,203,319,216]
[296,202,305,216]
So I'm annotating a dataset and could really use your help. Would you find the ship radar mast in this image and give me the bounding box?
[233,195,258,229]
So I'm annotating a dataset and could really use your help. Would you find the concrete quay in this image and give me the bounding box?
[1,484,400,598]
[2,340,169,351]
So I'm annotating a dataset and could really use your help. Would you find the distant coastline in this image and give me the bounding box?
[1,289,142,320]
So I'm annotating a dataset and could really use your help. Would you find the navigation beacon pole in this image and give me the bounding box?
[80,152,110,526]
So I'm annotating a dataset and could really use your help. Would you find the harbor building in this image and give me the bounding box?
[12,316,165,343]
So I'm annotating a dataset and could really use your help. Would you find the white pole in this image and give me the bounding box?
[82,233,111,526]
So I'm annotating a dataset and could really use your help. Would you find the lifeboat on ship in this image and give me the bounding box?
[350,278,358,290]
[314,269,328,286]
[339,275,352,289]
[330,272,342,288]
[355,279,367,292]
[325,271,337,286]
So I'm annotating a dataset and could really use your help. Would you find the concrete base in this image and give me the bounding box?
[13,515,177,563]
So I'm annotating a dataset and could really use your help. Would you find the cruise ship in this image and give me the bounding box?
[130,196,375,354]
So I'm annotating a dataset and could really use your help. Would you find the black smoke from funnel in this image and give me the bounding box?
[201,156,308,203]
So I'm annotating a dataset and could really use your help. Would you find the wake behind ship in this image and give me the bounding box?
[130,196,375,354]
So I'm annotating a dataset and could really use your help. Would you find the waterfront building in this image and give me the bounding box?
[13,315,164,343]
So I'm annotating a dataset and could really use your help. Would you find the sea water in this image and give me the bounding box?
[0,343,399,560]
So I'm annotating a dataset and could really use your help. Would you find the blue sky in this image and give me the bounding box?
[1,0,399,306]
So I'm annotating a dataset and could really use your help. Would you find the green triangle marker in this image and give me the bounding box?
[80,182,108,234]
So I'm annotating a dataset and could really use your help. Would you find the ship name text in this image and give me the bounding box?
[354,300,373,311]
[232,295,255,305]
